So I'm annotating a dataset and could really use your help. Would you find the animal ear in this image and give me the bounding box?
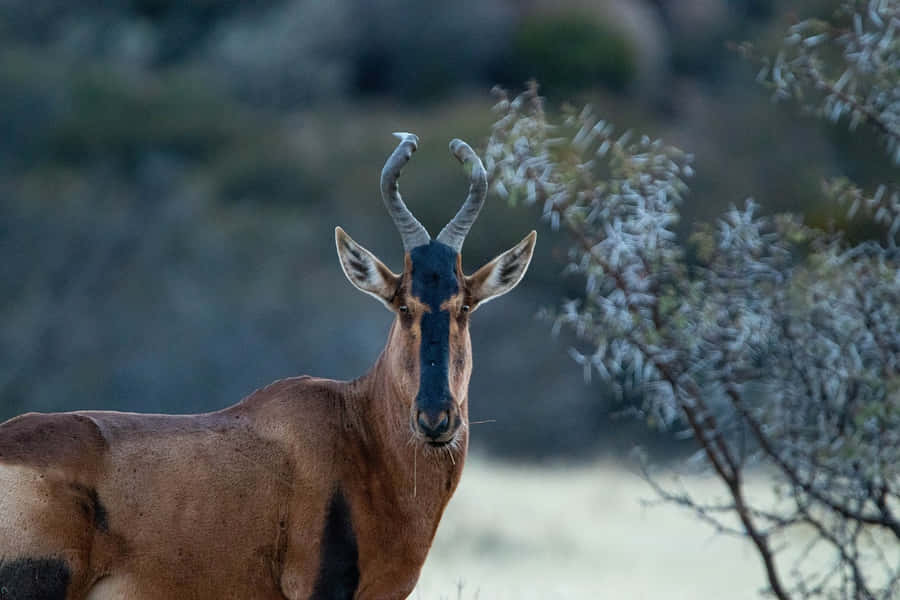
[335,227,400,310]
[465,231,536,312]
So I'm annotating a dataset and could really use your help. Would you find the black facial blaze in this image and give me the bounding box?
[410,241,459,414]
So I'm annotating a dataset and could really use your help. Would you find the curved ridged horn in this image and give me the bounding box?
[436,138,487,252]
[381,132,430,252]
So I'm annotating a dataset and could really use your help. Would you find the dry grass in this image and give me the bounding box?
[413,457,770,599]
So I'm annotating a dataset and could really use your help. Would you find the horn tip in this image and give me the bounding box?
[392,132,419,148]
[449,138,476,164]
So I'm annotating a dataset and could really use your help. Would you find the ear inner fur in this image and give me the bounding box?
[335,226,400,309]
[466,230,537,311]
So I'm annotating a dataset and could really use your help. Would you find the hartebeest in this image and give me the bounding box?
[0,133,536,599]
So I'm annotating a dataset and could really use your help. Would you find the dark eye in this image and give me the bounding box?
[461,305,470,314]
[399,305,409,314]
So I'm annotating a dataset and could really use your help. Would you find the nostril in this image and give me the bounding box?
[417,411,429,432]
[417,410,452,437]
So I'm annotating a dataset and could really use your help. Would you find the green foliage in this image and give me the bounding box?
[509,15,636,95]
[0,44,324,209]
[49,71,242,165]
[212,144,324,208]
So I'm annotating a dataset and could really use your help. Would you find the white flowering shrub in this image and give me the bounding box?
[752,0,900,164]
[484,2,900,596]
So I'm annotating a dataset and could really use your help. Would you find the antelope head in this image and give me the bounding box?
[336,133,536,447]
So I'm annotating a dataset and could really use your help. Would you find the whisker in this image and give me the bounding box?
[468,419,497,425]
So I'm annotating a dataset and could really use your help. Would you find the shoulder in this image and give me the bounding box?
[239,376,346,408]
[232,376,352,438]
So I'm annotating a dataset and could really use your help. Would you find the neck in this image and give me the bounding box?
[347,337,467,506]
[317,343,466,598]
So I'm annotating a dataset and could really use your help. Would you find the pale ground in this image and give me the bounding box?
[413,457,770,600]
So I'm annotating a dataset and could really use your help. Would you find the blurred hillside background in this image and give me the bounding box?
[4,0,898,597]
[5,0,894,459]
